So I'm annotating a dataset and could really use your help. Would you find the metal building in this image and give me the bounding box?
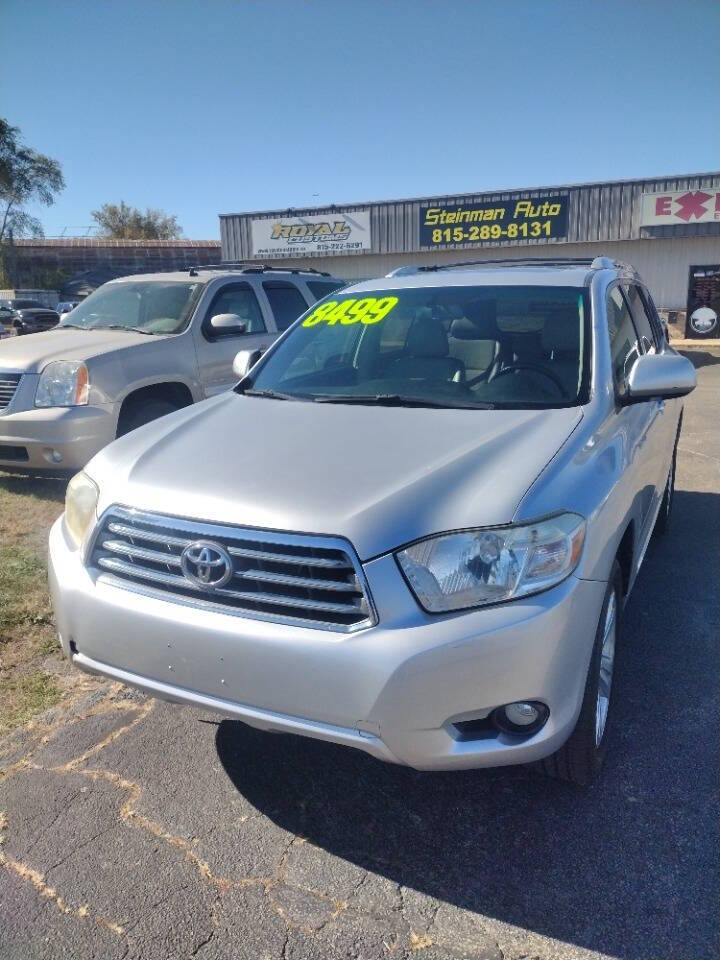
[220,172,720,331]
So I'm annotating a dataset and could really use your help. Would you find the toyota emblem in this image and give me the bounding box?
[180,540,233,590]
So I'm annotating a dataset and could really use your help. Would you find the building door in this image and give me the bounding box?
[686,265,720,339]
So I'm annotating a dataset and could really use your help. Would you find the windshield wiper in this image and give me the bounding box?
[57,323,157,335]
[103,324,156,335]
[242,388,312,401]
[312,394,495,409]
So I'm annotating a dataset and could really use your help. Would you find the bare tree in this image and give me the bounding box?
[91,201,183,240]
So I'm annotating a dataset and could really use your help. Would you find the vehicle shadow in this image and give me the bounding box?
[679,348,720,369]
[216,490,719,960]
[0,470,67,502]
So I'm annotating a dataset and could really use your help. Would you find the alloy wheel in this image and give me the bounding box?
[595,590,617,746]
[665,462,674,520]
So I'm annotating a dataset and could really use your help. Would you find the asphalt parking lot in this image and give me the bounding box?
[1,355,718,960]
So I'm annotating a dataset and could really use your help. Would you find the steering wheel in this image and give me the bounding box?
[491,362,567,397]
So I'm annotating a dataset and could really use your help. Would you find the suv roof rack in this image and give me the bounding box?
[187,262,332,277]
[387,256,634,276]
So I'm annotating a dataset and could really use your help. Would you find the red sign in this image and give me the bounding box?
[641,189,720,226]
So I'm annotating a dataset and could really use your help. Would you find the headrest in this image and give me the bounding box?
[450,300,499,340]
[450,316,495,341]
[541,312,580,353]
[406,314,449,358]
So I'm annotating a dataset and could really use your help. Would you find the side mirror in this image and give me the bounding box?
[210,312,247,335]
[626,352,697,401]
[232,348,263,379]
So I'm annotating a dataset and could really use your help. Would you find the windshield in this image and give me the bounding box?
[246,285,590,408]
[57,280,202,334]
[5,299,43,309]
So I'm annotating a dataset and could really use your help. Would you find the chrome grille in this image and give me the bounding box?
[0,373,22,410]
[89,508,376,632]
[24,311,58,328]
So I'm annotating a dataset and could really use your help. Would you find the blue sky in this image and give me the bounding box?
[2,0,719,239]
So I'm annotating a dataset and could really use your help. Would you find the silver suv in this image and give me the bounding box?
[0,265,344,473]
[48,257,696,784]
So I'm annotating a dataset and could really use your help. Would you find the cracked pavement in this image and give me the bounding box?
[1,356,718,960]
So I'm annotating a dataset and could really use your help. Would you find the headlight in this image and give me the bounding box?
[35,361,89,407]
[396,513,586,613]
[64,471,99,548]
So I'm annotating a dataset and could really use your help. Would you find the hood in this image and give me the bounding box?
[90,394,583,561]
[0,328,160,373]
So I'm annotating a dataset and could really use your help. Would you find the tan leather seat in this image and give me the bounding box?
[448,300,501,381]
[391,313,464,381]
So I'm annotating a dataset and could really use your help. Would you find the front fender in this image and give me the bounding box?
[514,405,644,585]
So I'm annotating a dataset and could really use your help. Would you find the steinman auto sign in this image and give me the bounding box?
[419,195,569,248]
[640,189,720,226]
[251,210,371,258]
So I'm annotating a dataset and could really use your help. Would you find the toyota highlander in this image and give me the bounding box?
[48,257,696,784]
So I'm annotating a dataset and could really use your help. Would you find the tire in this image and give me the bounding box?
[653,447,676,538]
[539,561,622,786]
[116,398,179,437]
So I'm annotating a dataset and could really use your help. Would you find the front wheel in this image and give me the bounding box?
[539,562,622,785]
[653,450,676,538]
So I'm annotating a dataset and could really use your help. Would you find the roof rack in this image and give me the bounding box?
[419,257,596,272]
[187,262,332,277]
[387,256,633,277]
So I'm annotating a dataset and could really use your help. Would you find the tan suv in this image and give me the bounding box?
[0,265,344,474]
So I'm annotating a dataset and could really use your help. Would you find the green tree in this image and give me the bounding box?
[0,118,65,243]
[91,201,182,240]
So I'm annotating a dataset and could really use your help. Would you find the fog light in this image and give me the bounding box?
[493,701,549,736]
[505,702,540,726]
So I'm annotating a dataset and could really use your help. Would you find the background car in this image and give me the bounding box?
[0,305,19,339]
[0,265,345,473]
[0,299,60,336]
[55,300,80,321]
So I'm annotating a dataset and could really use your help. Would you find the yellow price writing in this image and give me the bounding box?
[302,296,399,327]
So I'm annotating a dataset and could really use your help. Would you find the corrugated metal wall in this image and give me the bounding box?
[220,173,720,308]
[217,237,716,309]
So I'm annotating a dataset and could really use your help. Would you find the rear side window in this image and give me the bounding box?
[306,280,345,300]
[607,287,641,398]
[623,285,658,353]
[262,282,309,332]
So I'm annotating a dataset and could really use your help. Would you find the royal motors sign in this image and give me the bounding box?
[640,189,720,226]
[251,210,371,258]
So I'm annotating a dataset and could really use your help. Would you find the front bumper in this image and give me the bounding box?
[0,380,117,472]
[49,516,607,771]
